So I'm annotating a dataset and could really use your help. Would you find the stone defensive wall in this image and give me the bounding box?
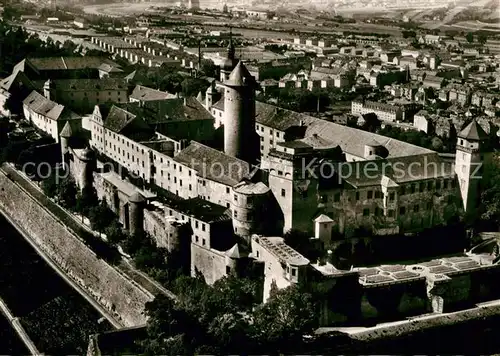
[0,170,153,328]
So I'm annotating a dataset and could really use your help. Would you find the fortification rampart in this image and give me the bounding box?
[0,171,153,328]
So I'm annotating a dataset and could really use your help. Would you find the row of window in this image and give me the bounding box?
[168,209,207,231]
[255,124,281,138]
[361,201,434,218]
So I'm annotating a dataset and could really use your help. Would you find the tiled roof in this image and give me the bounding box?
[458,120,489,141]
[28,57,120,70]
[23,91,79,121]
[327,153,453,188]
[212,97,225,111]
[104,105,138,133]
[165,197,232,223]
[174,141,250,186]
[52,78,127,91]
[0,70,36,92]
[130,85,176,101]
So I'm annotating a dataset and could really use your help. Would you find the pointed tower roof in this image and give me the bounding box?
[314,214,334,223]
[225,61,254,87]
[227,27,235,60]
[196,90,203,102]
[60,121,73,138]
[458,120,488,141]
[226,243,247,259]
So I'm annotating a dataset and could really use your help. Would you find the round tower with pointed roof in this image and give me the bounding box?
[223,61,259,164]
[128,192,146,236]
[455,119,490,213]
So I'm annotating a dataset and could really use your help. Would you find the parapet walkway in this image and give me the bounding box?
[2,163,176,300]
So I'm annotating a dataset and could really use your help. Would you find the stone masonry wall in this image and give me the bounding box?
[0,172,153,327]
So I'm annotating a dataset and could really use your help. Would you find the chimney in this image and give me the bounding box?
[299,120,304,126]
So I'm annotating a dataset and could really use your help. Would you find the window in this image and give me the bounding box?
[400,186,406,195]
[234,194,238,202]
[180,180,183,187]
[388,209,395,217]
[202,238,206,246]
[389,192,395,201]
[202,223,206,232]
[451,179,456,188]
[368,190,373,200]
[278,170,283,176]
[436,180,441,190]
[276,132,280,138]
[174,177,177,183]
[260,136,264,142]
[291,268,296,277]
[270,140,274,145]
[375,191,382,199]
[443,180,448,189]
[260,127,264,132]
[363,208,370,216]
[179,166,182,172]
[234,211,238,218]
[356,192,360,201]
[410,184,415,194]
[195,235,199,242]
[427,181,433,190]
[226,187,230,194]
[281,189,286,197]
[399,207,406,215]
[419,182,425,192]
[414,204,419,213]
[189,184,192,191]
[226,266,231,274]
[334,193,341,202]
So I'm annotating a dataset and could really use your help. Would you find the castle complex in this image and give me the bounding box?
[7,49,497,323]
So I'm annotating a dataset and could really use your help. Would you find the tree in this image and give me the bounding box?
[41,173,58,198]
[200,59,217,78]
[466,32,474,43]
[477,33,488,44]
[181,78,209,97]
[104,220,127,245]
[252,285,317,351]
[57,177,78,210]
[75,185,99,216]
[88,200,115,233]
[402,30,416,38]
[122,230,147,255]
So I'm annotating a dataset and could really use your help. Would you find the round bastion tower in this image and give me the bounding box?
[76,148,95,191]
[232,181,275,240]
[128,192,146,237]
[223,61,260,164]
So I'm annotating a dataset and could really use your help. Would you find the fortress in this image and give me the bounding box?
[10,48,498,325]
